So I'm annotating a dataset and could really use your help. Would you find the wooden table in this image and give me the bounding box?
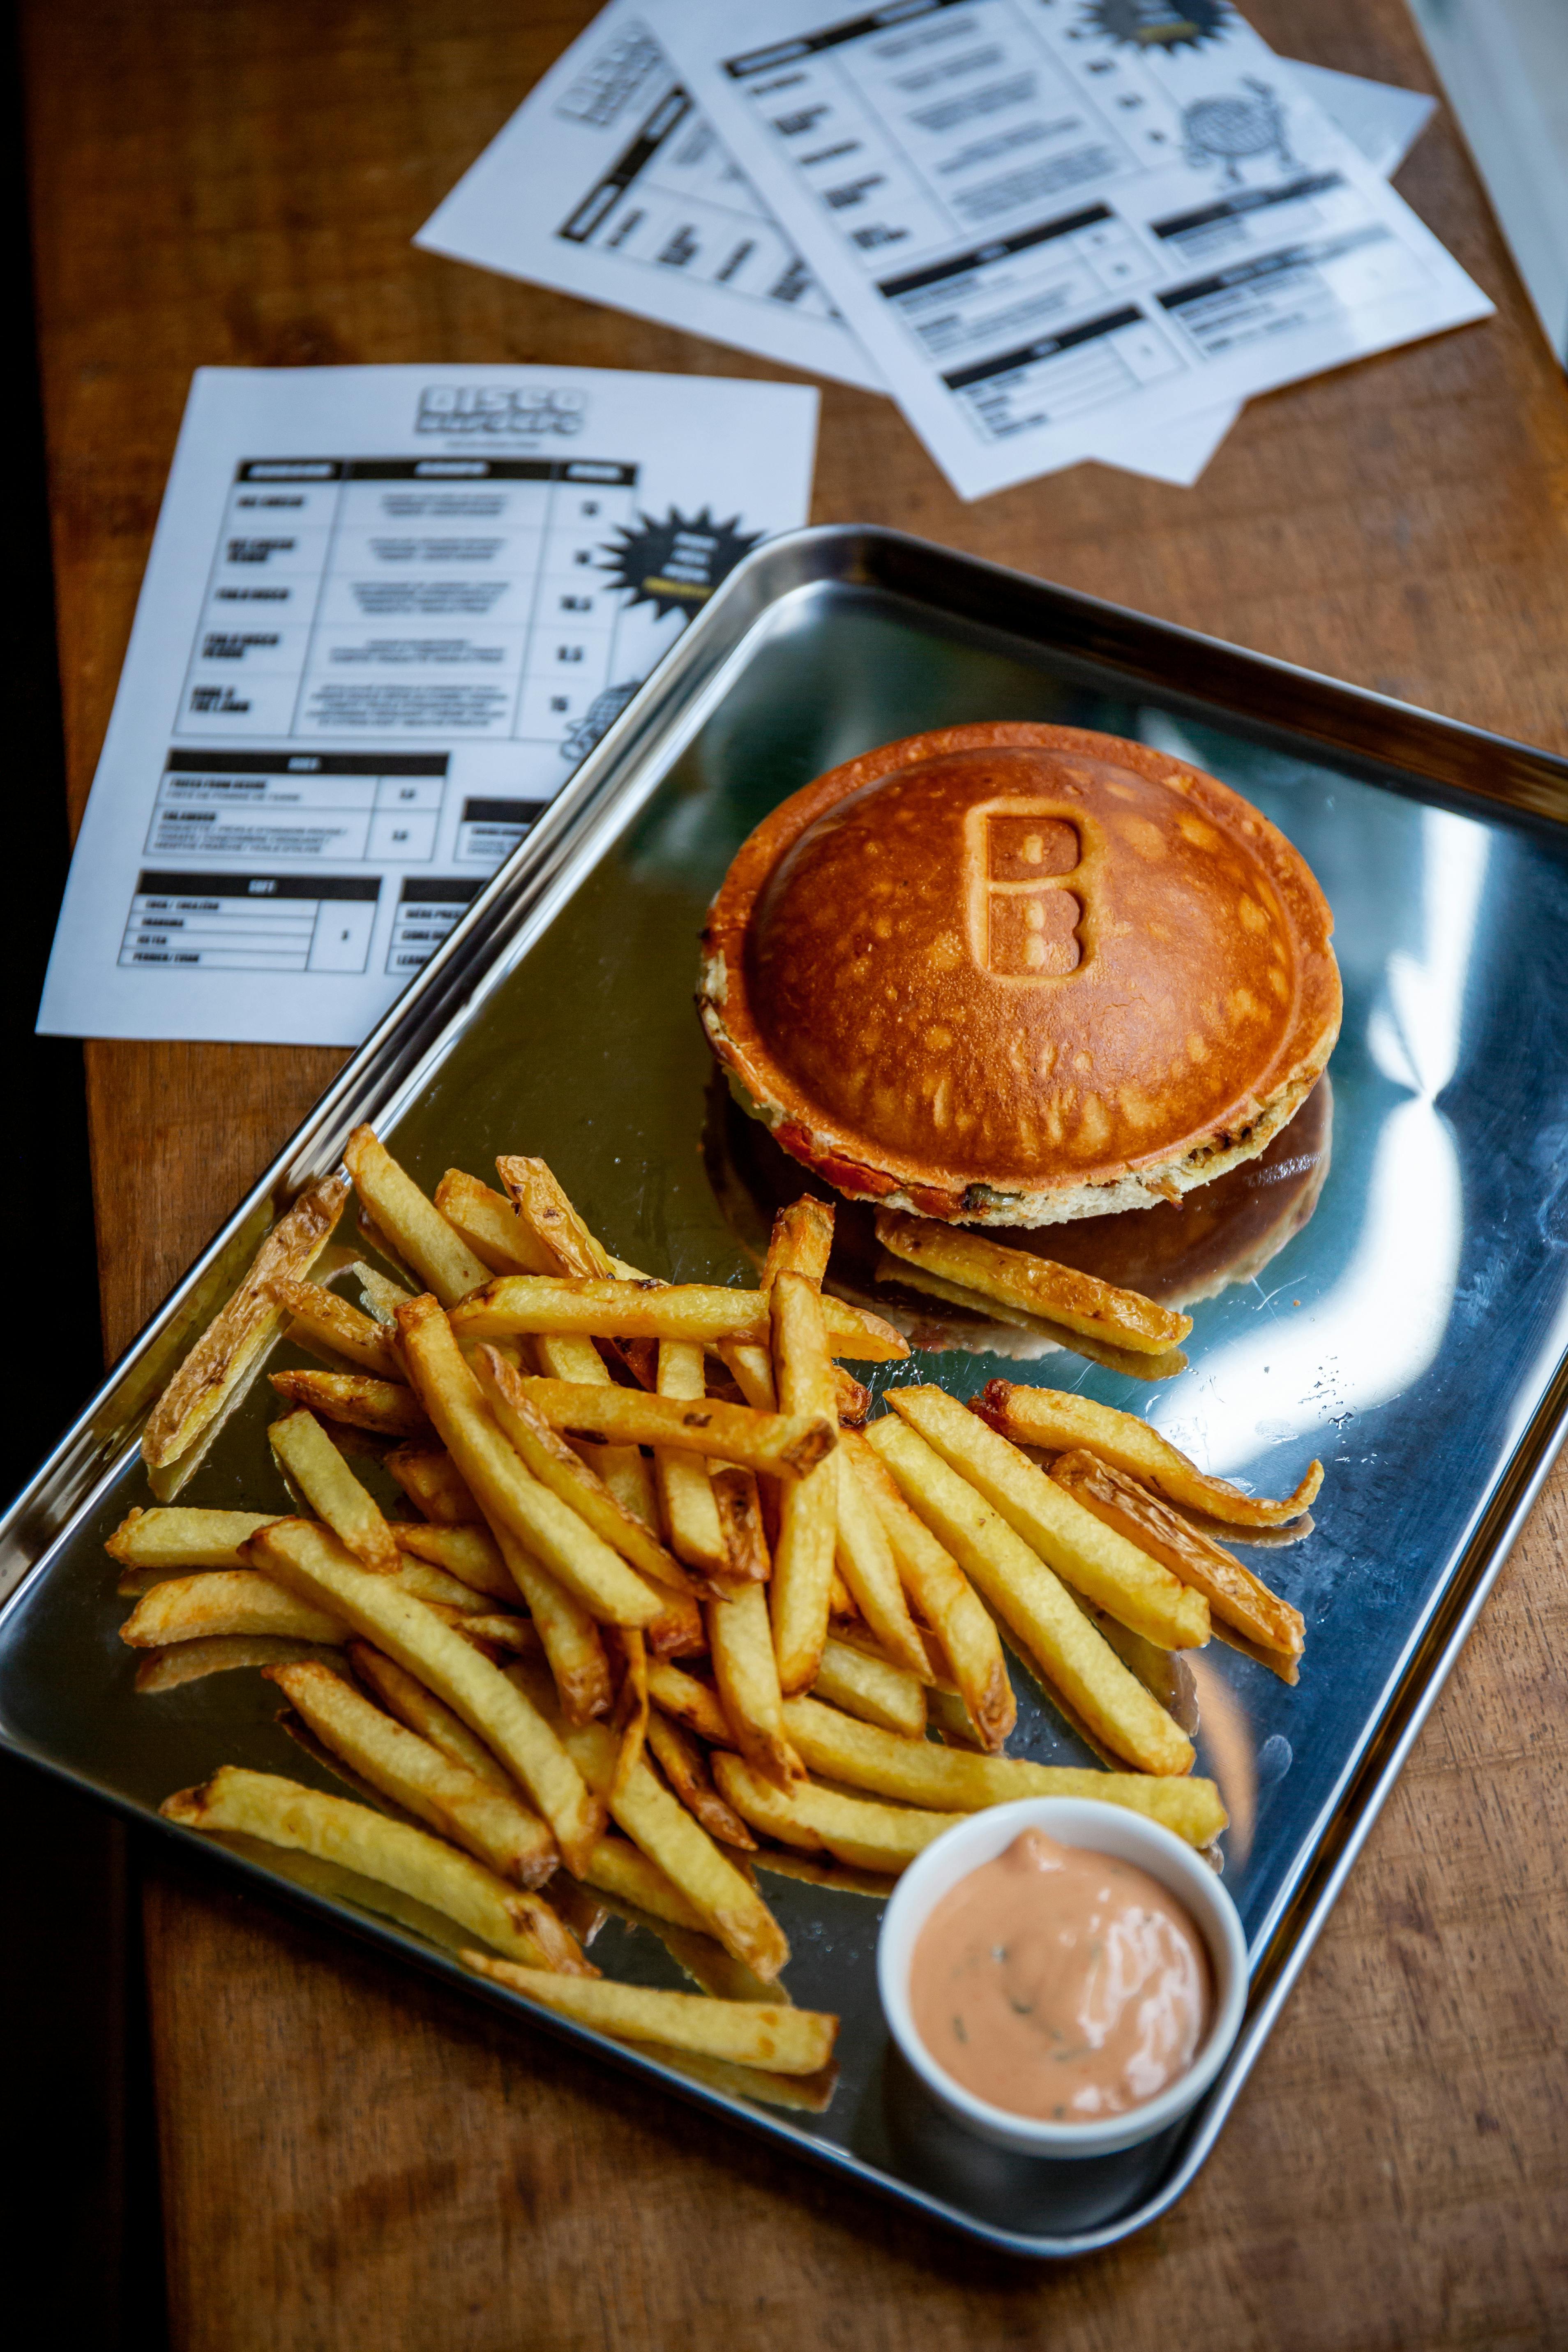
[23,0,1568,2341]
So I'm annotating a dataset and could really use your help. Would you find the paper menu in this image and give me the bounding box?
[651,0,1488,501]
[37,363,819,1047]
[415,1,1437,491]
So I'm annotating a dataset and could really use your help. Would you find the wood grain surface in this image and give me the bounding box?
[21,0,1568,2343]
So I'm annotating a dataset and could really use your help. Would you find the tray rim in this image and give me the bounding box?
[6,520,1568,2260]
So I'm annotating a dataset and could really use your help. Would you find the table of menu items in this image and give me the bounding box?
[126,452,642,982]
[23,0,1568,2345]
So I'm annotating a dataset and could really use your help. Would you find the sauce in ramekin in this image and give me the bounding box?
[909,1829,1211,2121]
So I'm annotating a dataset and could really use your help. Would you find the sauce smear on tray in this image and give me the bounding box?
[910,1830,1211,2121]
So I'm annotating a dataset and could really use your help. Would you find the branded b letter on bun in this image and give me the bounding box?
[698,724,1341,1227]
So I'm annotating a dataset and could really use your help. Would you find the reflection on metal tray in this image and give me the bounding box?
[4,527,1568,2259]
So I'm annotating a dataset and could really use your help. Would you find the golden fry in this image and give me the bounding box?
[711,1465,769,1582]
[839,1431,1014,1753]
[268,1370,431,1439]
[391,1521,515,1603]
[134,1635,343,1693]
[450,1275,906,1362]
[460,1951,835,2073]
[976,1381,1323,1526]
[162,1766,588,1971]
[348,1642,514,1791]
[488,1521,613,1726]
[708,1580,802,1787]
[831,1448,931,1681]
[268,1408,401,1574]
[385,1444,479,1524]
[106,1506,279,1573]
[397,1296,661,1628]
[653,1339,728,1580]
[343,1126,490,1307]
[495,1155,619,1279]
[120,1569,345,1649]
[576,1835,707,1932]
[511,1377,834,1479]
[473,1347,691,1594]
[875,1209,1191,1356]
[266,1659,558,1887]
[713,1753,954,1875]
[645,1660,734,1748]
[782,1696,1226,1847]
[811,1634,926,1739]
[645,1709,756,1848]
[768,1271,839,1695]
[1052,1449,1305,1661]
[864,1417,1192,1778]
[142,1174,348,1473]
[269,1277,404,1378]
[433,1169,558,1275]
[885,1387,1210,1653]
[252,1520,604,1873]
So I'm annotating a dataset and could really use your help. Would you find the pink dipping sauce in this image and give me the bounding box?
[909,1829,1212,2122]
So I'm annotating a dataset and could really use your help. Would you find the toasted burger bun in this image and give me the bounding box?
[699,724,1341,1226]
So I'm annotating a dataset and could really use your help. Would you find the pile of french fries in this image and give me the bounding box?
[114,1127,1316,2099]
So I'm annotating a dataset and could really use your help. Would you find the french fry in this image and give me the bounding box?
[390,1559,497,1614]
[611,1628,650,1799]
[781,1695,1226,1847]
[267,1408,401,1574]
[811,1635,926,1739]
[268,1370,432,1439]
[269,1277,404,1378]
[885,1388,1211,1653]
[511,1664,788,1980]
[576,1835,708,1932]
[353,1261,416,1323]
[487,1521,613,1725]
[839,1431,1013,1752]
[134,1635,344,1693]
[769,1272,839,1694]
[106,1507,280,1573]
[460,1952,834,2073]
[645,1709,756,1848]
[266,1660,559,1888]
[529,1329,662,1531]
[473,1347,691,1595]
[385,1443,480,1524]
[348,1641,517,1788]
[864,1417,1193,1777]
[252,1520,604,1873]
[875,1210,1192,1357]
[343,1126,491,1307]
[433,1169,558,1275]
[721,1348,869,1429]
[142,1174,349,1473]
[975,1381,1324,1527]
[495,1154,619,1279]
[711,1465,769,1582]
[653,1340,729,1580]
[451,1275,907,1363]
[831,1448,931,1681]
[1052,1449,1305,1661]
[391,1521,516,1603]
[645,1660,734,1748]
[397,1296,662,1628]
[708,1580,803,1787]
[511,1377,833,1480]
[161,1767,589,1971]
[712,1753,954,1875]
[120,1570,346,1649]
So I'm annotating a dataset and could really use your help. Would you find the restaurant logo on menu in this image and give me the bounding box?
[1080,0,1232,48]
[415,385,588,437]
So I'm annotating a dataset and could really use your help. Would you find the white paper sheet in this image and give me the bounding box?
[415,1,1437,491]
[651,0,1489,501]
[38,363,818,1046]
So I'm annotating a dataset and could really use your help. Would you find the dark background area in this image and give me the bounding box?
[0,3,164,2340]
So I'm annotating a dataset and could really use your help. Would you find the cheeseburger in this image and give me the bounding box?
[698,724,1340,1227]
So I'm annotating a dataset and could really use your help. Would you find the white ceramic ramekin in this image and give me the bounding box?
[877,1796,1248,2157]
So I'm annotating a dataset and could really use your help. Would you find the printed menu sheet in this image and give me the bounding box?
[652,0,1488,500]
[38,364,818,1046]
[417,1,1434,489]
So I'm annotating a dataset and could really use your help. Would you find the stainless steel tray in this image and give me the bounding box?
[6,525,1568,2258]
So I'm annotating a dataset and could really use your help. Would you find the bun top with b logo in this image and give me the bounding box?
[698,725,1340,1227]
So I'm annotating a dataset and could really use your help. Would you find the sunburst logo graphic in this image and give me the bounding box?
[1081,0,1232,50]
[599,507,763,623]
